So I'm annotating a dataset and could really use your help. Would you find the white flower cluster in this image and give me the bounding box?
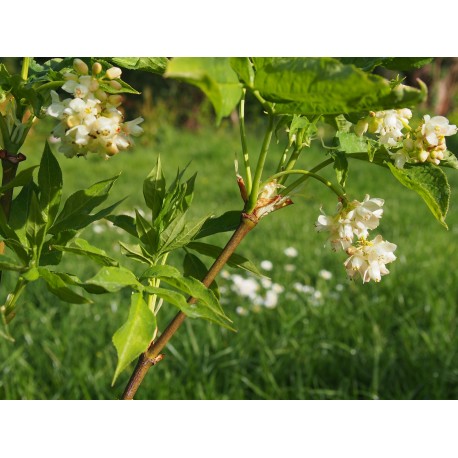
[355,109,457,169]
[315,195,397,283]
[46,59,144,158]
[355,109,412,147]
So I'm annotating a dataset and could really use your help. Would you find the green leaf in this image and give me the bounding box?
[332,151,349,188]
[253,57,425,115]
[183,252,219,299]
[339,57,433,73]
[187,241,263,276]
[0,166,38,196]
[119,242,153,265]
[99,78,140,95]
[165,57,243,123]
[38,268,92,304]
[25,191,47,260]
[387,162,450,228]
[230,57,255,86]
[140,263,231,328]
[85,266,142,293]
[52,238,118,266]
[144,284,233,331]
[39,230,78,266]
[337,132,369,154]
[112,292,157,385]
[49,175,119,234]
[106,214,137,237]
[143,156,166,219]
[109,57,168,75]
[0,254,24,272]
[38,143,62,229]
[440,150,458,170]
[135,210,159,255]
[195,210,240,239]
[8,181,35,247]
[160,214,209,254]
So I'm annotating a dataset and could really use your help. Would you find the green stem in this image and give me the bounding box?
[121,214,257,400]
[36,81,65,92]
[21,57,31,81]
[0,114,11,150]
[278,145,302,185]
[245,115,275,213]
[270,168,346,203]
[275,143,292,174]
[239,89,252,194]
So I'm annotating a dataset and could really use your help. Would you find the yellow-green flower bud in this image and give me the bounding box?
[108,95,123,107]
[73,58,89,75]
[106,67,122,80]
[354,119,369,137]
[109,80,122,90]
[92,62,103,75]
[94,89,108,102]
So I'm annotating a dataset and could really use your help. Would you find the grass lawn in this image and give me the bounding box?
[1,119,458,399]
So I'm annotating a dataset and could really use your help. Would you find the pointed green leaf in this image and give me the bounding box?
[144,285,234,331]
[143,156,166,219]
[119,242,153,265]
[165,57,243,123]
[0,166,38,196]
[38,143,62,229]
[337,132,369,154]
[387,162,450,228]
[39,230,78,266]
[183,252,219,299]
[8,181,35,247]
[109,57,168,75]
[106,214,137,237]
[140,264,181,280]
[135,210,159,255]
[187,241,263,276]
[112,292,157,385]
[49,175,119,234]
[25,191,47,260]
[85,266,142,293]
[38,268,92,304]
[161,214,209,253]
[0,254,24,272]
[195,210,241,239]
[332,151,349,188]
[52,238,118,266]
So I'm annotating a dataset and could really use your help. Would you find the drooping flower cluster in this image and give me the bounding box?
[355,109,457,169]
[46,59,144,158]
[315,195,396,283]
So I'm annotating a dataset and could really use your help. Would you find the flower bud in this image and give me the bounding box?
[106,67,122,80]
[63,72,78,81]
[354,119,369,137]
[92,62,103,75]
[89,79,100,92]
[94,89,108,102]
[107,95,123,107]
[109,80,122,90]
[73,58,89,75]
[418,149,429,163]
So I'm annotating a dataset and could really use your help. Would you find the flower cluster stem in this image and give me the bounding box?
[121,214,258,400]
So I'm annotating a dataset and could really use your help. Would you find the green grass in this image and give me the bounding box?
[1,120,458,399]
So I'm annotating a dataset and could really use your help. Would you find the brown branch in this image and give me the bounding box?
[121,213,258,400]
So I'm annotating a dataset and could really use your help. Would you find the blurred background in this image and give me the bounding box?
[1,57,458,399]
